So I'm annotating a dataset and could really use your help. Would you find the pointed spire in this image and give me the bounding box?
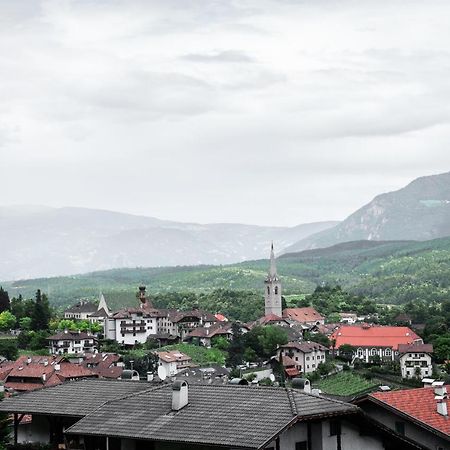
[269,241,277,278]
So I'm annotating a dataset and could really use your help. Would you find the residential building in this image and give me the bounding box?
[339,313,358,324]
[264,243,282,317]
[0,355,97,393]
[184,322,233,347]
[276,341,328,374]
[356,382,450,450]
[63,301,97,320]
[0,378,419,450]
[155,350,192,377]
[398,342,433,379]
[255,313,291,327]
[104,286,217,346]
[282,307,325,326]
[47,330,98,355]
[80,352,124,379]
[330,324,422,363]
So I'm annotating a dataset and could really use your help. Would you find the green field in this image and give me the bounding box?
[315,371,379,396]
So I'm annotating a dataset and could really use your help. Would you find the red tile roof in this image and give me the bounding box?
[257,314,286,325]
[285,367,300,377]
[280,341,328,353]
[331,324,421,350]
[370,387,450,438]
[282,307,324,323]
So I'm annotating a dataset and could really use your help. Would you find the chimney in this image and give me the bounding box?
[433,381,446,397]
[436,395,448,416]
[147,372,154,382]
[43,360,48,367]
[55,363,61,371]
[291,378,311,394]
[42,373,46,382]
[64,329,68,334]
[172,380,188,411]
[26,357,31,365]
[422,378,435,388]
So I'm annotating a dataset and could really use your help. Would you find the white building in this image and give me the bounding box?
[47,330,98,355]
[398,343,433,379]
[155,350,192,377]
[276,341,328,374]
[63,300,97,320]
[104,287,217,346]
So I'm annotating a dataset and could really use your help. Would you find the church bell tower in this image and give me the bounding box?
[264,243,282,317]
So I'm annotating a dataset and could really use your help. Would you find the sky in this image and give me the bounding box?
[2,0,450,226]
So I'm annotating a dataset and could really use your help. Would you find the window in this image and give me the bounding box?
[371,348,377,356]
[395,421,405,436]
[295,442,307,450]
[267,286,270,294]
[357,348,364,357]
[275,286,278,295]
[385,348,392,356]
[330,419,341,436]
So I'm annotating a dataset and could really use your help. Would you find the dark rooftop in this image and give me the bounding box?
[0,379,151,417]
[66,383,357,448]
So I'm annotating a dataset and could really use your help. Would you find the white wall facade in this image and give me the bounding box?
[400,352,432,379]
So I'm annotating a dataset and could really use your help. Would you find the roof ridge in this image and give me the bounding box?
[285,388,299,416]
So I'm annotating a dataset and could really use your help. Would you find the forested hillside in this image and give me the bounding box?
[4,237,450,310]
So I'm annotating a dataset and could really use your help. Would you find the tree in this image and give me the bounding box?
[0,339,18,360]
[258,326,288,359]
[31,290,51,331]
[338,344,354,362]
[0,288,10,313]
[0,311,16,331]
[226,323,244,367]
[19,316,32,331]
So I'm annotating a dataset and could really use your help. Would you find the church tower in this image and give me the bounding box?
[264,243,282,317]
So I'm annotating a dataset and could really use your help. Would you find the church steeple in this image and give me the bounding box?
[264,243,282,317]
[268,241,277,279]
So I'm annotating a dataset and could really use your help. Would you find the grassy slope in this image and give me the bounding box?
[316,371,379,396]
[4,237,450,308]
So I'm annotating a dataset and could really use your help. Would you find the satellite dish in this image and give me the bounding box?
[269,374,275,382]
[158,366,167,381]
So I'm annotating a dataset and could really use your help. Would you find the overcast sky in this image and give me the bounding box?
[1,0,450,226]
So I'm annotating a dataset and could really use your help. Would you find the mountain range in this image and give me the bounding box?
[0,205,336,281]
[284,171,450,252]
[3,170,450,282]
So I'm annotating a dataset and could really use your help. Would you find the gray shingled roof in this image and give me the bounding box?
[66,383,357,449]
[0,379,151,417]
[64,302,98,314]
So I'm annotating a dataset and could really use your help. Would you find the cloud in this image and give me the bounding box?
[182,50,255,63]
[1,0,450,226]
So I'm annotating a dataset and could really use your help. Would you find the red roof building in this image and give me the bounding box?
[282,307,325,326]
[0,355,97,393]
[331,324,422,363]
[358,385,450,449]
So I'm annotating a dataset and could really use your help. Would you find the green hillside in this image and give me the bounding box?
[4,237,450,311]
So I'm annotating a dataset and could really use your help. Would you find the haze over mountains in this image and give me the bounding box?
[2,171,450,282]
[284,171,450,253]
[0,205,336,281]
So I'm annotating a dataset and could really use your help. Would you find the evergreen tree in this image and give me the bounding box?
[0,288,10,313]
[31,289,51,331]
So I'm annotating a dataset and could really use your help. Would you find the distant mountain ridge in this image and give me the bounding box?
[284,171,450,253]
[0,205,337,281]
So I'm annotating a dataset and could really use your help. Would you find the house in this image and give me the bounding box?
[63,300,97,320]
[356,382,450,449]
[255,313,291,327]
[155,350,192,377]
[398,342,433,379]
[80,352,124,379]
[330,324,422,363]
[184,322,233,347]
[282,307,325,326]
[276,341,328,374]
[0,377,420,450]
[104,286,217,346]
[47,330,98,355]
[270,355,300,379]
[339,313,358,324]
[0,355,97,393]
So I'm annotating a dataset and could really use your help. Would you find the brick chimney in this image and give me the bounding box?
[433,382,448,416]
[172,380,188,411]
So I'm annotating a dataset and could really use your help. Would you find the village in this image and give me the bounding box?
[0,246,447,450]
